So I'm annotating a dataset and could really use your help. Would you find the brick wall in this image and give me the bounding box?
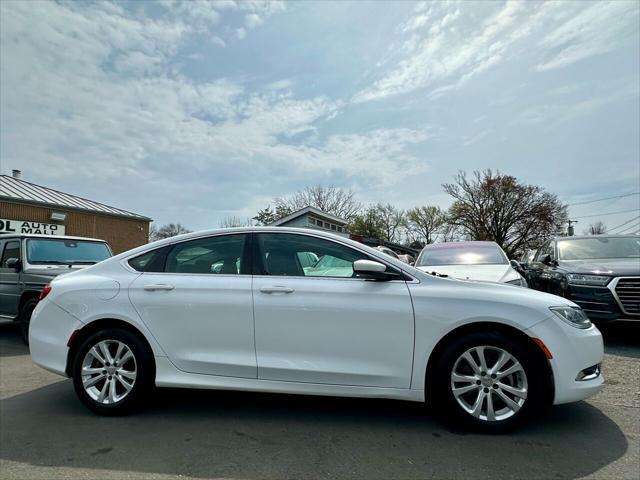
[0,201,150,254]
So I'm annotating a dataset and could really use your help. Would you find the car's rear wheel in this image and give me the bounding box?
[72,328,153,415]
[433,331,548,432]
[19,297,38,345]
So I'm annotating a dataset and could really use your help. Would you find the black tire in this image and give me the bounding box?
[19,297,38,346]
[432,331,549,433]
[72,328,154,416]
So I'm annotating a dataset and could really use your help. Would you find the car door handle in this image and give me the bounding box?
[143,284,175,291]
[259,286,295,294]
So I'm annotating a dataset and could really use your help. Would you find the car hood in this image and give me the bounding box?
[558,259,640,276]
[416,264,518,283]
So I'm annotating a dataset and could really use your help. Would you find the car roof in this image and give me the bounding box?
[0,233,107,242]
[107,226,425,278]
[421,240,499,250]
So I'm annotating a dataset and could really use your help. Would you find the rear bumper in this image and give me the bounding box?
[525,317,604,405]
[29,299,79,377]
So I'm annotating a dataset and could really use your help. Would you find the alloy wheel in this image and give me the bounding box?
[450,345,528,422]
[81,340,137,405]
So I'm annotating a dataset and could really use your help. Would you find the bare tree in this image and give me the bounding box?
[583,221,607,235]
[149,223,192,242]
[219,216,254,228]
[406,206,447,245]
[443,170,567,257]
[274,185,362,220]
[373,203,405,242]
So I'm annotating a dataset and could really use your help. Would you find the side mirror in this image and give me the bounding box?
[353,259,400,281]
[509,259,521,269]
[5,258,21,271]
[541,254,555,266]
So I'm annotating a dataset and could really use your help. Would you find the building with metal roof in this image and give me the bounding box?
[0,171,151,253]
[269,206,349,237]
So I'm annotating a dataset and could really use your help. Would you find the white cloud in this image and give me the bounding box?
[265,79,295,91]
[236,27,246,39]
[0,0,427,196]
[353,1,542,103]
[536,1,639,71]
[352,0,636,103]
[245,13,264,29]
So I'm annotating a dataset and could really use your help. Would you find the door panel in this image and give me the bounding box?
[253,276,414,387]
[128,234,256,378]
[252,233,414,388]
[0,240,21,317]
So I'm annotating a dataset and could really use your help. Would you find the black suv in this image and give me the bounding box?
[526,235,640,322]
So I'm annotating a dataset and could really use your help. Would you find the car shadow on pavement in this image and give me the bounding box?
[0,322,27,358]
[600,321,640,359]
[0,378,629,479]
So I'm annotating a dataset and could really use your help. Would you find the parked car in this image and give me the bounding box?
[0,234,112,343]
[527,235,640,323]
[519,249,537,268]
[376,246,415,265]
[30,227,603,432]
[375,245,399,259]
[398,254,415,265]
[415,241,527,287]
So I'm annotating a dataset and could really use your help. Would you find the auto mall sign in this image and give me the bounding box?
[0,219,65,236]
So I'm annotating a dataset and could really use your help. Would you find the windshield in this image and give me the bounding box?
[417,243,508,266]
[557,237,640,260]
[26,239,112,265]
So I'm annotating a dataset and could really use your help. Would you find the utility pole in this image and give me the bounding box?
[567,219,578,236]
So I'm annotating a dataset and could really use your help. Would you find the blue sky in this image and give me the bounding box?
[1,0,639,232]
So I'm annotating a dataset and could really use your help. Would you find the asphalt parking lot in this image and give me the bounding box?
[0,322,638,480]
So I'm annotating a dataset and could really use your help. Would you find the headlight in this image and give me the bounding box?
[506,277,527,287]
[566,274,610,286]
[549,306,592,329]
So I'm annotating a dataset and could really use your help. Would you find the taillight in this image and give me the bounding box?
[39,285,52,301]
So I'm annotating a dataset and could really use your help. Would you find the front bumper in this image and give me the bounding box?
[567,284,640,323]
[525,317,604,405]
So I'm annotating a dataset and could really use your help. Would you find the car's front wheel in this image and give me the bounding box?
[434,331,549,432]
[72,328,153,415]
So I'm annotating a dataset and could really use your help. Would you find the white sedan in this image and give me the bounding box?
[415,241,527,286]
[29,227,603,432]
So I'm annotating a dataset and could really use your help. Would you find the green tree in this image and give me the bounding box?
[406,206,447,245]
[348,207,386,239]
[252,205,292,225]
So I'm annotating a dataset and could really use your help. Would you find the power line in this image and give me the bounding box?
[617,221,640,234]
[609,215,640,232]
[573,208,640,220]
[567,192,640,206]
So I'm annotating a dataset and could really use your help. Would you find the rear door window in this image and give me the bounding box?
[165,234,248,275]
